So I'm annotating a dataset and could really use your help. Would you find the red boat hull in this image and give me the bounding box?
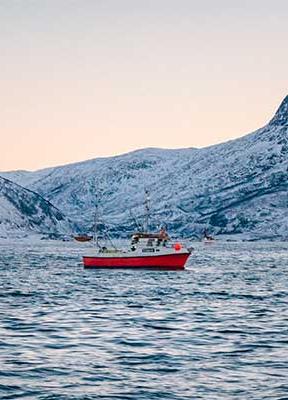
[83,252,190,270]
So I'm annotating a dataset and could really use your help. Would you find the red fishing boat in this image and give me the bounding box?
[83,232,192,270]
[82,191,192,270]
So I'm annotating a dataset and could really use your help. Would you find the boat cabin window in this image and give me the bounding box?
[142,248,155,253]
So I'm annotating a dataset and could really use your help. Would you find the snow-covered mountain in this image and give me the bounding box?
[0,176,72,237]
[2,95,287,240]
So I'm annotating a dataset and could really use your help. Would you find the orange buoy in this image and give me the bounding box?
[173,242,182,251]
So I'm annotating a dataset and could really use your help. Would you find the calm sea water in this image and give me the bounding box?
[0,239,287,400]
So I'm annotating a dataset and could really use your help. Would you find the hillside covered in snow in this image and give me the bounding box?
[0,176,73,237]
[1,95,287,240]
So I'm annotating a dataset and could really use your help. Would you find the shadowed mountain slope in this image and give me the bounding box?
[0,176,73,237]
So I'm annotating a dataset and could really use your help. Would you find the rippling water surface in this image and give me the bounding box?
[0,239,287,400]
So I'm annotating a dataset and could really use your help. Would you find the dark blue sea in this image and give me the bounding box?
[0,240,287,400]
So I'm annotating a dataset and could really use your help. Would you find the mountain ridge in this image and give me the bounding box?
[1,95,287,239]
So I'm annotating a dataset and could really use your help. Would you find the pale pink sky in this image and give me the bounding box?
[0,0,287,171]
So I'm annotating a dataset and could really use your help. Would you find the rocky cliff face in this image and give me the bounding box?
[269,95,288,127]
[0,176,73,237]
[2,96,287,240]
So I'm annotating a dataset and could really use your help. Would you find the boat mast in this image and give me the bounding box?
[144,189,150,233]
[94,202,98,247]
[94,189,101,248]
